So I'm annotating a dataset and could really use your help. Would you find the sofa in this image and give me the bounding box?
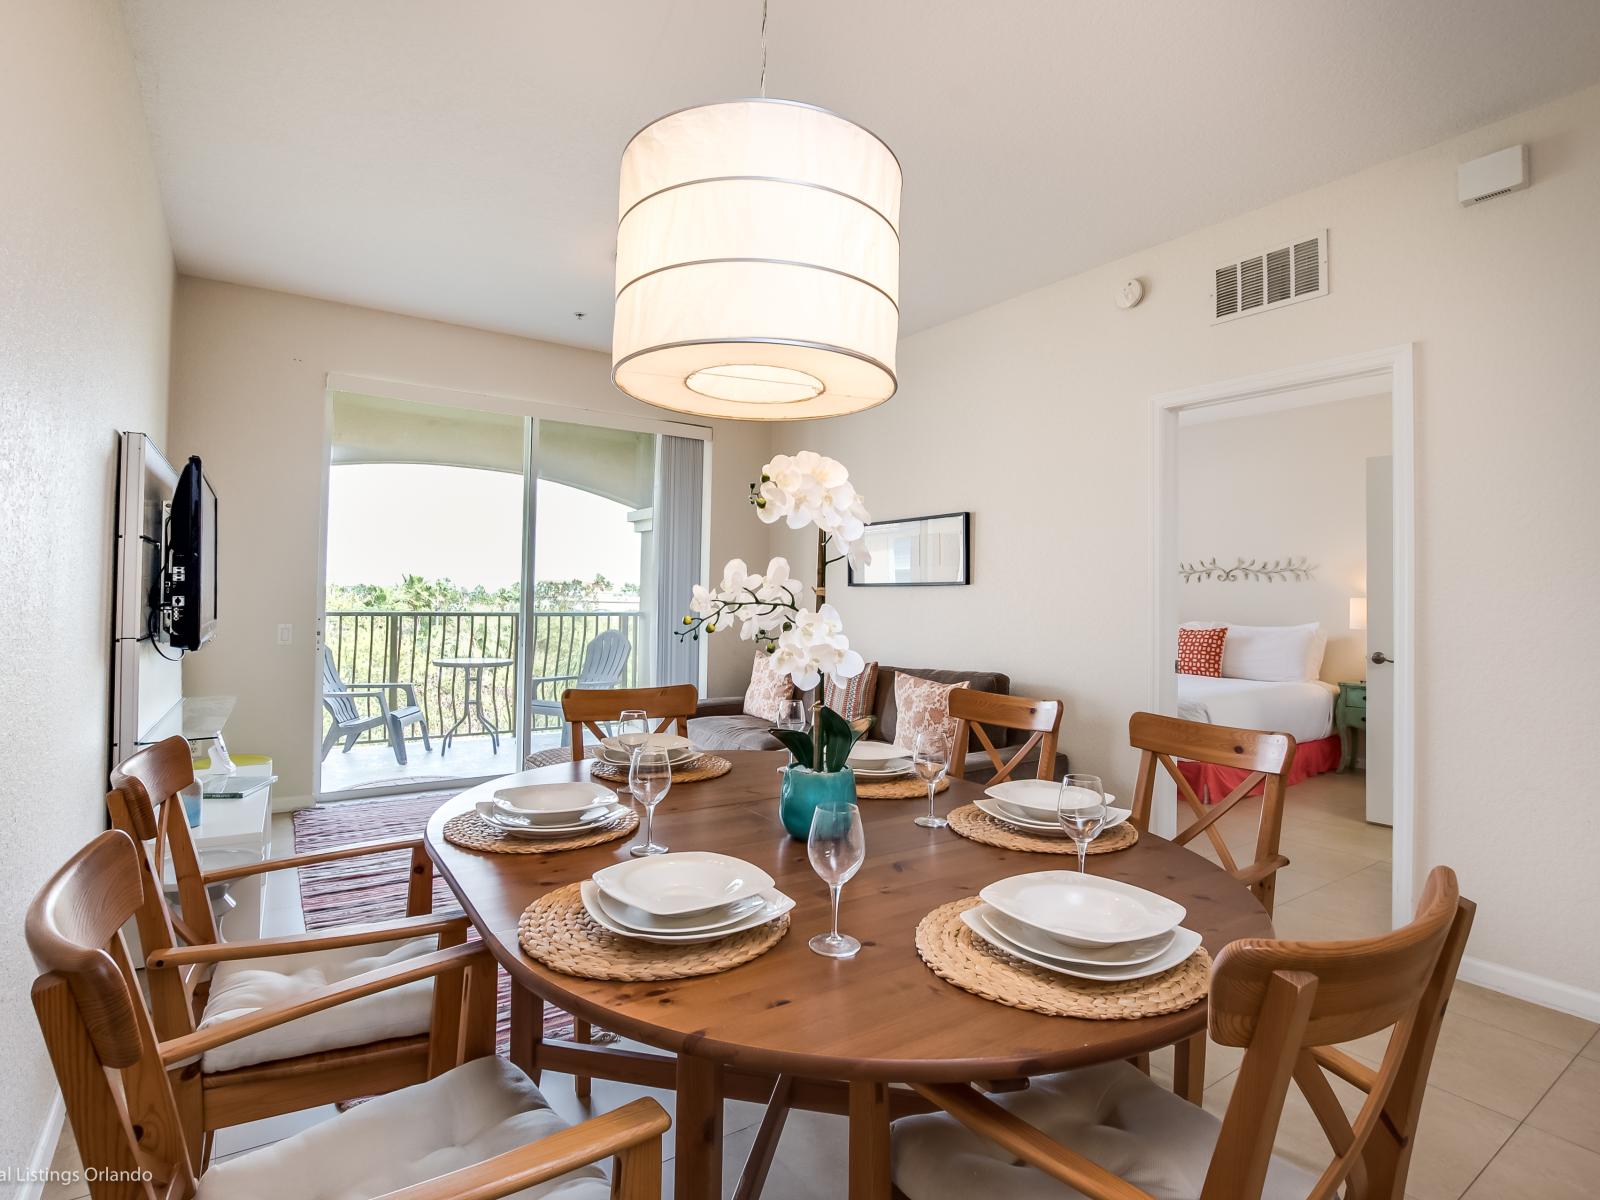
[689,665,1064,780]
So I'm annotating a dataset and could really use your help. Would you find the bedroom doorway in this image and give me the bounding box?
[1150,346,1415,930]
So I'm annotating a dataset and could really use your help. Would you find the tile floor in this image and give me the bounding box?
[42,772,1600,1199]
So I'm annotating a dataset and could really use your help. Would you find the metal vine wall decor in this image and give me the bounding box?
[1179,556,1318,583]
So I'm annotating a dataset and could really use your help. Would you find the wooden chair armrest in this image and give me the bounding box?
[1233,854,1291,887]
[1310,1046,1377,1092]
[912,1083,1154,1200]
[158,942,488,1066]
[375,1097,671,1200]
[146,912,469,968]
[202,836,425,884]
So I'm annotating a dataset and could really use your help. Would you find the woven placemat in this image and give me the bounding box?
[856,775,951,800]
[588,754,733,784]
[947,805,1140,855]
[443,810,638,855]
[517,881,790,980]
[916,897,1209,1020]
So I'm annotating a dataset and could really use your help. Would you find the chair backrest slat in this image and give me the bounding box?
[947,689,1062,783]
[321,645,361,725]
[561,685,699,762]
[1128,712,1295,913]
[576,629,632,689]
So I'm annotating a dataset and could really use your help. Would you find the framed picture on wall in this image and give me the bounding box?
[847,511,971,587]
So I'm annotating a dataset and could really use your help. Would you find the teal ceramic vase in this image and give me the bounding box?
[778,765,858,840]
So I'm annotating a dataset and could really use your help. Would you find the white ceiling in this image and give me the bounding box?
[122,0,1600,351]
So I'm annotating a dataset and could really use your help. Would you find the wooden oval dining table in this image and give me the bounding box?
[424,750,1274,1200]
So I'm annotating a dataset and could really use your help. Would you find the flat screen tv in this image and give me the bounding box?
[166,455,218,650]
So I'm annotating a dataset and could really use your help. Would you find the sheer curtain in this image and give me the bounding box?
[653,435,705,687]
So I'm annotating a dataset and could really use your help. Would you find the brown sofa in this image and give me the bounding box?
[689,665,1064,780]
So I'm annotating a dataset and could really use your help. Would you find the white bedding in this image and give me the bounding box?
[1175,674,1337,743]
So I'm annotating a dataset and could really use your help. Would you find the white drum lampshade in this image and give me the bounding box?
[613,99,901,420]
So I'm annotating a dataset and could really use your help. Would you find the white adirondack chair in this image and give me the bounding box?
[320,644,432,764]
[530,628,632,746]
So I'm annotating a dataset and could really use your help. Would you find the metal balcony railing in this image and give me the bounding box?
[322,609,642,744]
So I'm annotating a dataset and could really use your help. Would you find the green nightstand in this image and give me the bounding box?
[1335,681,1366,772]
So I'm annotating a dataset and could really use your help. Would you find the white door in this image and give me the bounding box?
[1365,456,1394,826]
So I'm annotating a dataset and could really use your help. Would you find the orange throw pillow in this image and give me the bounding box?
[1177,626,1228,677]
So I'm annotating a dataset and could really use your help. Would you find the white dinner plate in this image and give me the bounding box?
[475,800,626,837]
[979,871,1185,946]
[850,761,913,779]
[978,905,1176,966]
[846,741,910,766]
[599,732,694,759]
[491,780,616,821]
[975,798,1131,835]
[579,881,792,944]
[593,851,775,916]
[962,905,1203,982]
[589,883,794,935]
[983,780,1119,819]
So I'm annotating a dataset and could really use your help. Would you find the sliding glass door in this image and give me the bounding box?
[317,394,704,797]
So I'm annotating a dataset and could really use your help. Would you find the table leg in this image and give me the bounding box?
[473,664,502,752]
[508,980,542,1082]
[848,1080,892,1200]
[1174,1033,1207,1104]
[675,1052,724,1200]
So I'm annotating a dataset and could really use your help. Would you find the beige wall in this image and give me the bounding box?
[0,0,174,1169]
[1177,393,1392,685]
[775,84,1600,1012]
[168,279,765,801]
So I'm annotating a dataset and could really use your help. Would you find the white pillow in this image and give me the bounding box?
[1182,622,1324,682]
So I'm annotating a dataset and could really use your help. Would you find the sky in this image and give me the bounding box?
[326,463,642,591]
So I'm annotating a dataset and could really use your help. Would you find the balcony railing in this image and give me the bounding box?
[322,609,642,744]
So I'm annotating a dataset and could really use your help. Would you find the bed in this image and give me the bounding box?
[1174,674,1343,799]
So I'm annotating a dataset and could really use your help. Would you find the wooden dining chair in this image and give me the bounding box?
[947,689,1062,783]
[27,829,669,1200]
[109,737,467,1159]
[1128,712,1297,916]
[892,866,1475,1200]
[561,683,698,763]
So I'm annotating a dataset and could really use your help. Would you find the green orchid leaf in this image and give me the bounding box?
[819,705,866,772]
[770,728,814,764]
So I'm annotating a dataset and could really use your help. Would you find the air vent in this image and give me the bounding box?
[1212,230,1327,323]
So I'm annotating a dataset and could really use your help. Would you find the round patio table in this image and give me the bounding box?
[424,751,1273,1200]
[431,656,514,755]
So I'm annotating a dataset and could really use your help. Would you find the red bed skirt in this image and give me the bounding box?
[1178,733,1342,803]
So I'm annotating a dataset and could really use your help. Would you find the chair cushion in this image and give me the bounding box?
[199,936,437,1073]
[687,713,783,752]
[892,1061,1322,1200]
[199,1055,609,1199]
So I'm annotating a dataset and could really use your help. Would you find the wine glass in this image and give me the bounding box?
[616,708,649,763]
[627,748,672,857]
[776,699,808,763]
[1057,773,1108,874]
[807,802,866,957]
[911,729,952,829]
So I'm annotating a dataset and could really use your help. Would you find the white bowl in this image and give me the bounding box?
[593,851,775,917]
[984,779,1118,819]
[979,871,1185,946]
[579,881,791,944]
[963,905,1203,982]
[491,781,616,820]
[846,741,910,766]
[598,734,697,766]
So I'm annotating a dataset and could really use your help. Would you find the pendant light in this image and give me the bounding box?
[612,3,901,420]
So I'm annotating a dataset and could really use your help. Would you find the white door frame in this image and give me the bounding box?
[1149,344,1415,929]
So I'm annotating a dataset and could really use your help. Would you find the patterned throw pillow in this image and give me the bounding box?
[743,651,795,722]
[823,662,879,723]
[1177,626,1228,677]
[892,673,970,753]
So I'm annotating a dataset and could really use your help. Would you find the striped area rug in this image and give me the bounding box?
[293,789,577,1045]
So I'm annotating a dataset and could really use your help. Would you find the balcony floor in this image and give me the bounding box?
[318,728,565,795]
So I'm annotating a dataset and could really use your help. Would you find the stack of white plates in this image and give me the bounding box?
[963,871,1200,981]
[474,780,627,839]
[974,779,1132,839]
[596,732,698,768]
[845,740,913,779]
[579,852,794,945]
